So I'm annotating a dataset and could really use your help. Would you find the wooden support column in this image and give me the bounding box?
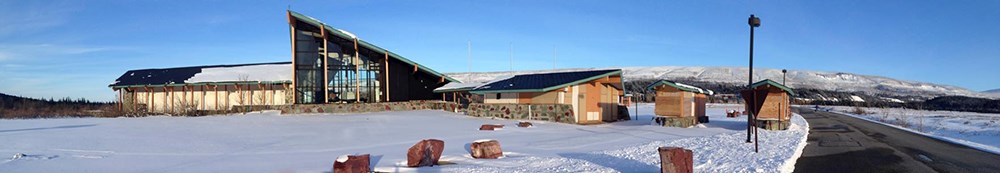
[116,88,123,112]
[225,85,230,110]
[237,84,242,106]
[162,86,167,113]
[261,83,266,105]
[354,38,360,103]
[288,11,298,104]
[182,85,187,110]
[322,26,329,104]
[169,87,174,114]
[147,85,153,113]
[144,86,150,112]
[201,85,206,110]
[249,83,254,106]
[385,51,390,102]
[213,84,218,111]
[131,87,137,112]
[188,85,193,108]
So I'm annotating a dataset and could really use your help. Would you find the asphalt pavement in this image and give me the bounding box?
[793,107,1000,173]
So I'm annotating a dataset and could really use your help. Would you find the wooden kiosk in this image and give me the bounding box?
[646,80,713,127]
[747,79,793,130]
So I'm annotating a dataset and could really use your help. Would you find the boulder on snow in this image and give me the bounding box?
[470,139,503,159]
[517,122,533,127]
[406,139,444,167]
[332,154,370,173]
[657,147,693,173]
[479,124,505,131]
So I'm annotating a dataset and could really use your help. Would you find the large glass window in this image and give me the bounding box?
[326,45,381,103]
[293,25,325,104]
[293,21,385,104]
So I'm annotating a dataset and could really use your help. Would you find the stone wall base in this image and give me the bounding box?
[654,116,698,128]
[755,119,790,130]
[232,100,460,114]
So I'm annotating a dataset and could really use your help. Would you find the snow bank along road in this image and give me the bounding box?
[793,107,1000,173]
[1,104,807,173]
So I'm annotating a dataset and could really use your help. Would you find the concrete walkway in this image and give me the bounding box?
[792,107,1000,173]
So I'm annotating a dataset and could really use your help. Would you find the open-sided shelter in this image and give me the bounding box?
[109,62,293,113]
[470,69,625,124]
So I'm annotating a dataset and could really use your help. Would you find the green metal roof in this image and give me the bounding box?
[645,80,714,95]
[110,81,292,89]
[288,10,458,83]
[469,70,622,94]
[751,79,795,95]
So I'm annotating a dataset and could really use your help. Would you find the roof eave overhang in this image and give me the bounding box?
[109,80,293,90]
[470,70,623,94]
[288,10,458,83]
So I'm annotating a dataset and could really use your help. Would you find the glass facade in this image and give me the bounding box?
[293,21,382,104]
[293,25,325,104]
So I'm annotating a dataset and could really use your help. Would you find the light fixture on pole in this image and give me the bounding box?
[782,69,787,85]
[746,14,760,144]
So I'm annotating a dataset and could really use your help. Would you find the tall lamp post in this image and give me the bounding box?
[746,14,760,143]
[782,69,788,85]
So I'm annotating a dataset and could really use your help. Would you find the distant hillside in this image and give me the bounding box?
[984,88,1000,93]
[448,66,992,100]
[0,92,112,118]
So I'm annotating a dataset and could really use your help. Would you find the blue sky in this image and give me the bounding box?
[1,0,998,101]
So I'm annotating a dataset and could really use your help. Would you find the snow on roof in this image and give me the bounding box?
[110,62,292,87]
[186,63,292,83]
[674,82,715,95]
[434,81,486,92]
[646,80,714,95]
[336,29,357,39]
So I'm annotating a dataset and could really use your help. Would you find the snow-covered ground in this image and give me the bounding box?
[0,104,807,173]
[823,105,1000,155]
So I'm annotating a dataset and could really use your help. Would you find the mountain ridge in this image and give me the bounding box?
[445,66,994,100]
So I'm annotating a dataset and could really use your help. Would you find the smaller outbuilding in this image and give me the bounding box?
[646,80,714,127]
[469,69,626,124]
[747,79,794,130]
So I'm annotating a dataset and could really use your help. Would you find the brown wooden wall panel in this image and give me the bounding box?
[694,94,707,117]
[757,92,788,120]
[655,93,683,116]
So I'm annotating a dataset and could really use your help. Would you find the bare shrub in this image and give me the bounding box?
[851,106,869,115]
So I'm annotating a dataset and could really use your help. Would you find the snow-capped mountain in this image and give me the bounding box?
[445,66,994,100]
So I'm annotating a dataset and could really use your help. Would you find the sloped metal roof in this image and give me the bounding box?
[109,62,291,88]
[287,10,458,83]
[751,79,795,95]
[470,69,622,94]
[645,80,714,95]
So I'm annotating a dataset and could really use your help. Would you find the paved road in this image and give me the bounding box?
[793,107,1000,173]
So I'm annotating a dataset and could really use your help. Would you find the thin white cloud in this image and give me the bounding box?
[0,44,125,62]
[0,1,80,37]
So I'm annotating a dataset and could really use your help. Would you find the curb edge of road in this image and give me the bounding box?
[796,106,1000,156]
[780,113,811,173]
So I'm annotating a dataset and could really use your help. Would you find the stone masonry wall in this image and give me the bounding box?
[466,103,576,124]
[233,100,460,114]
[234,101,577,124]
